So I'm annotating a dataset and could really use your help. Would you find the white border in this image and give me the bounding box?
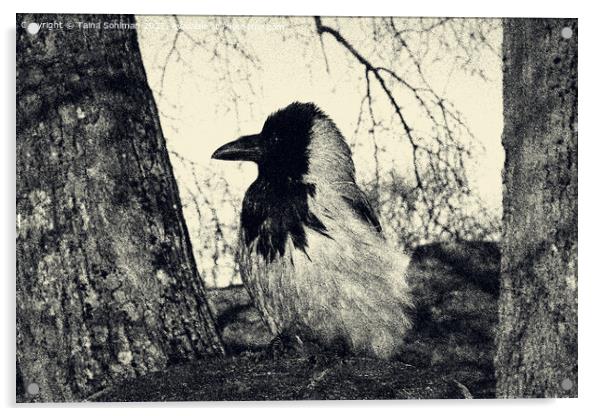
[1,0,583,17]
[2,1,598,415]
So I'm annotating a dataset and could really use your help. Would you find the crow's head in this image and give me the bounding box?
[212,102,353,182]
[212,102,381,261]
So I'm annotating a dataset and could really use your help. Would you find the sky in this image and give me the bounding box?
[136,15,504,286]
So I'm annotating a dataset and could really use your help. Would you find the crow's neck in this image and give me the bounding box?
[241,175,330,263]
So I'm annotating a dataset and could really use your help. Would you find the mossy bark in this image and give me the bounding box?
[496,18,577,398]
[16,14,224,402]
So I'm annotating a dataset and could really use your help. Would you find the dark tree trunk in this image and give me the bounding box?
[495,18,577,398]
[16,14,224,402]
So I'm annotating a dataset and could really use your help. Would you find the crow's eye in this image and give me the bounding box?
[272,135,281,143]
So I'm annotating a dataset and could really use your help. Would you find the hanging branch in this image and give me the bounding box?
[314,16,500,245]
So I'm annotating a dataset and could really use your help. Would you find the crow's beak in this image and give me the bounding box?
[211,134,263,162]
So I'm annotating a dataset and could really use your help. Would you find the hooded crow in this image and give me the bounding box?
[212,102,412,359]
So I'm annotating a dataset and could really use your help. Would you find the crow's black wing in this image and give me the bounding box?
[336,182,382,233]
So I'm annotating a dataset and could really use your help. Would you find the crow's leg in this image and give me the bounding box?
[266,332,305,359]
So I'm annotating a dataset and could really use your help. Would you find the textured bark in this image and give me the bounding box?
[495,19,577,398]
[16,14,224,402]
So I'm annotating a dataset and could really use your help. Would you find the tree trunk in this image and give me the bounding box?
[16,14,224,402]
[495,18,577,398]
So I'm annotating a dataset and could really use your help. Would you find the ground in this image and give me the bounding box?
[90,241,500,401]
[90,354,488,401]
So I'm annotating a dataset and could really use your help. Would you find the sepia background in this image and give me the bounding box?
[15,13,578,401]
[136,15,504,288]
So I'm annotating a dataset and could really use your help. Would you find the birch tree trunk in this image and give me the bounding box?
[495,18,578,398]
[16,13,224,402]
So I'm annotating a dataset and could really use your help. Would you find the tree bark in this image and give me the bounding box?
[495,18,577,398]
[16,14,224,402]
